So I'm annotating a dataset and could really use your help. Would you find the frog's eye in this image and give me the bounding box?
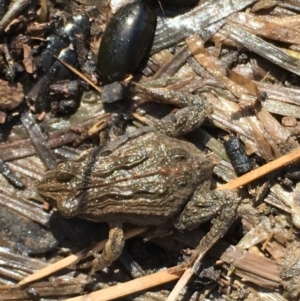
[56,170,75,182]
[168,148,190,162]
[56,163,76,182]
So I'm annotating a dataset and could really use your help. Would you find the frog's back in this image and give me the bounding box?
[38,132,211,226]
[75,132,211,225]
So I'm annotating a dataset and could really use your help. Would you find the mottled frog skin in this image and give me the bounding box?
[38,132,213,229]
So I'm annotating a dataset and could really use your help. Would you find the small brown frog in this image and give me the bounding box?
[37,86,240,274]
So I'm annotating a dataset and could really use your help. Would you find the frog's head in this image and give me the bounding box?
[37,161,84,218]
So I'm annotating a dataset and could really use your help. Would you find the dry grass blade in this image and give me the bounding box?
[228,13,300,45]
[18,227,147,287]
[20,111,58,170]
[153,0,257,52]
[17,254,78,287]
[165,268,193,301]
[222,23,300,77]
[62,268,183,301]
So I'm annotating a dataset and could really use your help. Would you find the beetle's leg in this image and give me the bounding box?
[89,222,124,275]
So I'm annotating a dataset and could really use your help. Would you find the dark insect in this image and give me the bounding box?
[224,136,251,176]
[97,0,157,83]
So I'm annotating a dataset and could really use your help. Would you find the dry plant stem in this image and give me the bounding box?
[185,34,257,99]
[0,158,25,188]
[0,111,108,161]
[59,240,282,301]
[18,227,147,287]
[62,268,183,301]
[153,0,257,52]
[220,246,281,288]
[218,147,300,190]
[87,115,110,136]
[165,268,193,301]
[222,23,300,77]
[228,13,300,45]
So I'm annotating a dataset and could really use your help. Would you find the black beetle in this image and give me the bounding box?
[224,136,251,176]
[97,0,157,84]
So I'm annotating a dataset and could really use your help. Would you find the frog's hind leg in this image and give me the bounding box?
[174,189,240,272]
[89,222,124,275]
[190,190,240,273]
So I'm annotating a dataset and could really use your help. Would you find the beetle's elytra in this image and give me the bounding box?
[97,0,157,84]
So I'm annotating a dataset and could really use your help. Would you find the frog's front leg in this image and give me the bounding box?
[157,100,212,137]
[100,85,212,154]
[132,84,213,137]
[174,189,240,271]
[89,222,124,275]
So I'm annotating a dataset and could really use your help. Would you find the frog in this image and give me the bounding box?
[37,85,240,274]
